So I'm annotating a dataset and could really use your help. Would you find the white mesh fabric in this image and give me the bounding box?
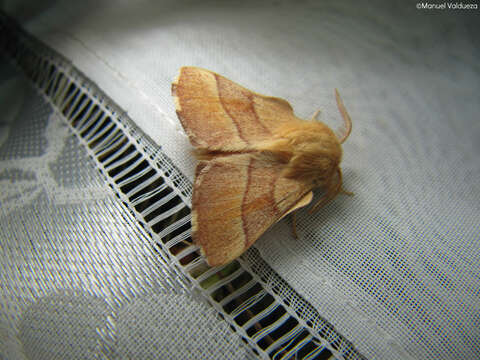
[2,1,479,359]
[18,293,113,360]
[115,292,248,359]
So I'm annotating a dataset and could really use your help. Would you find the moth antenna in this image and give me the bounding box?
[334,89,352,144]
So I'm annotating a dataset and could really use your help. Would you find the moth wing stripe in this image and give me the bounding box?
[241,158,283,246]
[192,160,248,265]
[214,74,272,144]
[214,73,250,144]
[240,156,254,247]
[246,92,273,136]
[175,67,246,149]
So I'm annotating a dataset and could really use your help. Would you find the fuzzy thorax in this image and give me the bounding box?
[261,121,342,185]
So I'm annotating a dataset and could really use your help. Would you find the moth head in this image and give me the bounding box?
[271,121,343,183]
[263,120,348,212]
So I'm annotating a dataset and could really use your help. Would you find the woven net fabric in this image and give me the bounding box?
[1,0,480,359]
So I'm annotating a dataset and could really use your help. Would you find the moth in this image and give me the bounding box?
[172,67,352,266]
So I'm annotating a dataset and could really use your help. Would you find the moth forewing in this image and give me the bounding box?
[173,67,352,265]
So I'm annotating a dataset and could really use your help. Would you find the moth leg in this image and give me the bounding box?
[311,109,321,122]
[309,193,334,213]
[291,212,299,239]
[310,168,349,213]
